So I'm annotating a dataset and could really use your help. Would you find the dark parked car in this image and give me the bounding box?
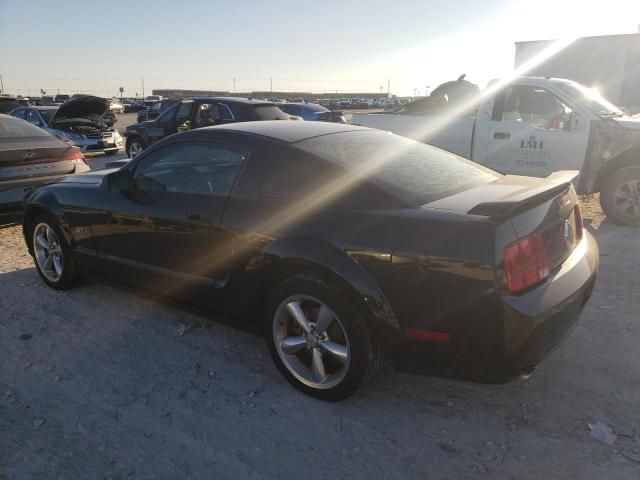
[22,122,598,400]
[124,97,292,158]
[136,99,178,123]
[0,114,88,223]
[54,94,71,103]
[279,102,346,123]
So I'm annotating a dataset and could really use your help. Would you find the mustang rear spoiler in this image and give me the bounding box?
[468,170,579,218]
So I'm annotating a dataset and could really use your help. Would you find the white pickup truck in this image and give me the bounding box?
[352,77,640,226]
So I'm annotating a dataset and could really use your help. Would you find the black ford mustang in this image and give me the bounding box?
[22,122,598,400]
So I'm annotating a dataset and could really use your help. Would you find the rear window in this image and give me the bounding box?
[250,105,290,120]
[0,116,52,139]
[295,130,499,204]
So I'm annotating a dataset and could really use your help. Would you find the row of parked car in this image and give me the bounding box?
[266,97,404,109]
[0,93,352,221]
[2,93,356,163]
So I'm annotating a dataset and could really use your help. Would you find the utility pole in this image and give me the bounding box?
[141,76,145,99]
[233,77,236,97]
[387,78,390,97]
[0,74,4,93]
[270,77,273,95]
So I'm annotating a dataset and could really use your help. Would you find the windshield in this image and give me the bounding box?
[154,104,178,123]
[37,109,56,124]
[296,130,499,204]
[557,82,624,117]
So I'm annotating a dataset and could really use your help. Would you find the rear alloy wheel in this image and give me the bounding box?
[265,274,383,400]
[600,166,640,227]
[126,138,145,159]
[31,216,78,290]
[274,295,351,389]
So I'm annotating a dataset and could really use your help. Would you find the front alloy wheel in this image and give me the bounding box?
[31,216,78,290]
[33,223,64,283]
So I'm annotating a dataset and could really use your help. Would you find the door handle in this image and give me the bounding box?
[494,132,511,140]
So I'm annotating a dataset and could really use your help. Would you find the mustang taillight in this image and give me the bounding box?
[504,232,550,294]
[574,204,584,241]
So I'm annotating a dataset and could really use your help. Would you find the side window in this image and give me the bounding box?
[192,103,221,129]
[12,108,26,120]
[217,103,234,121]
[501,86,573,131]
[261,154,342,199]
[132,142,248,196]
[25,110,42,126]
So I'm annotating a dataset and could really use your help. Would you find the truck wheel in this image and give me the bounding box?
[600,166,640,227]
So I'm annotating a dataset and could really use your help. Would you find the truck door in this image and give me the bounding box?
[474,85,588,177]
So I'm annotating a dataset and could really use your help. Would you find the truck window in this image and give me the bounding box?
[500,86,573,131]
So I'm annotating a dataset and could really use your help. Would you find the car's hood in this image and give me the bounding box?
[50,96,109,127]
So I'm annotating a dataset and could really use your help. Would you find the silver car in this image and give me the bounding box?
[9,96,123,156]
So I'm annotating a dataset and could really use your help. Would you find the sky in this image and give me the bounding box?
[1,0,639,98]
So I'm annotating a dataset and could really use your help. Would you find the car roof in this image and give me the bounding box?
[33,106,59,110]
[204,120,371,143]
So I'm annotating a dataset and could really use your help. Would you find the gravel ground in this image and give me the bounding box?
[1,196,639,479]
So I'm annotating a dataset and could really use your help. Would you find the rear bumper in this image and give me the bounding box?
[393,232,599,382]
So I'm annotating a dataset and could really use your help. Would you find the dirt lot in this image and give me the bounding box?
[1,199,639,479]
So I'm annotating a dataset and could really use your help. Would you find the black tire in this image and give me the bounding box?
[264,273,383,401]
[29,213,79,290]
[126,137,146,159]
[600,166,640,227]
